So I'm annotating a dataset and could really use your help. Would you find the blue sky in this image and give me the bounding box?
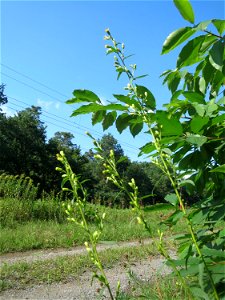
[1,0,224,161]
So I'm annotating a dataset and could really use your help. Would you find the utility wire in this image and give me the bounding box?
[8,96,102,138]
[3,73,143,149]
[1,72,66,103]
[8,96,141,151]
[7,102,140,157]
[1,64,146,150]
[1,63,69,98]
[6,104,94,153]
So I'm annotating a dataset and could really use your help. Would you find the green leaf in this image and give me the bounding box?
[165,193,178,206]
[212,19,225,35]
[113,94,140,108]
[156,112,183,136]
[71,103,127,117]
[217,96,225,105]
[211,69,225,94]
[168,74,181,93]
[133,74,148,80]
[69,89,101,103]
[205,100,218,117]
[211,114,225,125]
[183,91,205,104]
[173,0,195,24]
[92,110,106,125]
[71,103,104,116]
[202,246,225,258]
[186,134,208,147]
[161,27,196,54]
[202,58,216,86]
[129,121,143,137]
[178,179,195,188]
[190,116,209,133]
[164,210,184,225]
[136,85,156,110]
[209,40,225,71]
[177,36,205,68]
[139,142,156,156]
[102,111,117,130]
[195,20,212,31]
[192,103,206,117]
[210,164,225,173]
[199,35,217,54]
[190,209,205,225]
[115,113,132,134]
[209,264,225,284]
[105,104,128,111]
[199,77,206,94]
[190,287,210,300]
[144,203,173,212]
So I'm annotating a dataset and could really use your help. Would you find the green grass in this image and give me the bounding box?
[118,275,194,300]
[0,243,159,291]
[0,200,183,253]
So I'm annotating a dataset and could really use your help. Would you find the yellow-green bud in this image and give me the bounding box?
[137,217,143,225]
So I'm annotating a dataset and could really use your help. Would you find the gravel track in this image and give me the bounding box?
[0,239,153,266]
[0,239,174,300]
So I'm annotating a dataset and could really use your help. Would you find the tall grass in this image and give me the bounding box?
[0,201,177,253]
[0,197,67,228]
[0,173,38,200]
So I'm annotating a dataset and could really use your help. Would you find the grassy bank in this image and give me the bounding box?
[0,197,183,253]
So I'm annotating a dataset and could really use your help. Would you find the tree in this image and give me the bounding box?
[0,106,48,190]
[47,131,89,193]
[98,133,124,158]
[85,133,130,206]
[0,84,8,112]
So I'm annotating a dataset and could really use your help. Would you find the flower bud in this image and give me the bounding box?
[137,217,143,225]
[105,28,110,34]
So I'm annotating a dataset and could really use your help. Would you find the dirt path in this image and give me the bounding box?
[0,239,153,266]
[0,256,171,299]
[0,239,174,299]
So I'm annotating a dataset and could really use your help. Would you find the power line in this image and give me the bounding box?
[8,96,141,151]
[1,63,69,98]
[1,64,145,151]
[6,104,93,153]
[3,73,142,149]
[7,102,140,157]
[8,96,102,138]
[1,72,66,104]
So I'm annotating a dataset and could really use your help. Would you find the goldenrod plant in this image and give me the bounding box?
[66,1,225,298]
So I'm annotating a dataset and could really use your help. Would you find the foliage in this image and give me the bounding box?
[0,98,173,200]
[0,173,38,201]
[0,195,67,228]
[85,133,129,206]
[66,1,225,299]
[0,106,88,193]
[0,84,8,112]
[119,274,193,300]
[0,200,172,253]
[0,106,48,191]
